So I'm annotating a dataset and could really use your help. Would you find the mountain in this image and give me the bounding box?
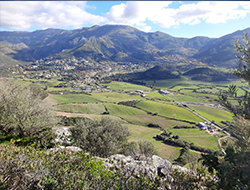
[193,28,250,67]
[0,25,249,68]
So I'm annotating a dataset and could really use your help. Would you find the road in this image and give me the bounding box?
[163,94,231,136]
[159,94,234,155]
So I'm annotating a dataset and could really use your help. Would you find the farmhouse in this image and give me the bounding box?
[159,89,170,94]
[135,90,144,94]
[197,122,208,130]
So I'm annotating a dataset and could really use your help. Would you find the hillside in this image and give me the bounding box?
[183,67,236,82]
[193,28,250,67]
[104,65,180,82]
[0,25,249,68]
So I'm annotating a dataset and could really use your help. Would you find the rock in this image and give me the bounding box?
[53,127,72,145]
[50,146,82,152]
[103,154,192,183]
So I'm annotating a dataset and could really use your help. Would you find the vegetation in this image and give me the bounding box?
[2,27,250,190]
[137,100,203,122]
[122,141,157,160]
[183,67,236,82]
[70,117,130,157]
[104,66,180,82]
[100,81,151,91]
[200,34,250,189]
[156,133,222,155]
[189,106,233,124]
[0,79,58,147]
[0,144,162,190]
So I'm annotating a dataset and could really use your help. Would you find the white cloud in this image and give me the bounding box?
[0,1,107,30]
[105,1,173,31]
[177,1,250,24]
[0,1,250,31]
[105,1,250,31]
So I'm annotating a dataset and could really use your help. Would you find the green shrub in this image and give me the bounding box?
[0,144,163,189]
[0,79,58,147]
[70,117,130,157]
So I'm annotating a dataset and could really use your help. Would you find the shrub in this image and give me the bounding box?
[0,144,162,189]
[70,117,130,157]
[0,79,58,146]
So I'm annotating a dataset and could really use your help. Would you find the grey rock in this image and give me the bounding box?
[50,146,82,152]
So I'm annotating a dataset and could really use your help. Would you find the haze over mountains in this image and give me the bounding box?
[0,25,249,68]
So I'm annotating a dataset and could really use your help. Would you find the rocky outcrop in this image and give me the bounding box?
[52,128,200,189]
[53,127,72,145]
[103,154,194,188]
[50,145,82,152]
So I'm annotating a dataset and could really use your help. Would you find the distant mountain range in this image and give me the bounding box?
[0,25,249,68]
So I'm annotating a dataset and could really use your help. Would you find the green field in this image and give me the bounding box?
[127,124,181,161]
[168,94,204,103]
[92,92,144,102]
[56,103,106,114]
[49,94,100,104]
[42,77,243,161]
[169,128,219,150]
[170,84,200,91]
[100,81,151,91]
[146,91,170,100]
[188,106,233,124]
[104,103,149,125]
[137,100,203,123]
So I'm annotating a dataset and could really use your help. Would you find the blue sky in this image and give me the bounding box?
[0,1,250,38]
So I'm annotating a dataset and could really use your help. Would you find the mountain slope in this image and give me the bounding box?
[0,25,248,68]
[193,27,250,67]
[183,67,236,82]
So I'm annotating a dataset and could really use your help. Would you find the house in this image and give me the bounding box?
[135,90,144,94]
[198,122,208,130]
[159,89,170,94]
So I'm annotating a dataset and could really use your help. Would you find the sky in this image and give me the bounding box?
[0,1,250,38]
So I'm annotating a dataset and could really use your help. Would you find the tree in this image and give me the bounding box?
[138,140,157,158]
[200,35,250,189]
[70,117,130,157]
[218,34,250,148]
[121,141,157,160]
[0,79,58,145]
[234,34,250,84]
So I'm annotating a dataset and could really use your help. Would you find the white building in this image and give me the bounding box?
[198,122,208,130]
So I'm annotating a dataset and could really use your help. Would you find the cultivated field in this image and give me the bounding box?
[35,78,238,162]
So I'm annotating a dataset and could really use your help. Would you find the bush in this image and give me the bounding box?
[175,147,190,166]
[70,117,130,157]
[0,144,166,190]
[147,123,161,128]
[0,79,58,146]
[121,141,157,160]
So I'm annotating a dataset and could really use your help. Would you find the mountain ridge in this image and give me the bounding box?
[0,25,249,68]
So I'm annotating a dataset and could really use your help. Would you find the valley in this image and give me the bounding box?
[1,0,250,187]
[0,24,248,168]
[16,70,241,165]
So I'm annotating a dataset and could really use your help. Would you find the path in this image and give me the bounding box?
[218,136,230,155]
[42,93,51,102]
